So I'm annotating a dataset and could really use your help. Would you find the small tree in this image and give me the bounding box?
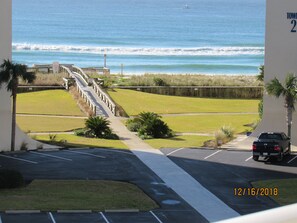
[0,60,36,151]
[266,73,297,139]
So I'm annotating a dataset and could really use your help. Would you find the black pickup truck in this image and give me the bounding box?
[252,132,291,161]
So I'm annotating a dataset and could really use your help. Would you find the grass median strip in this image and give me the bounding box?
[34,134,128,149]
[0,180,158,211]
[252,178,297,205]
[145,135,213,149]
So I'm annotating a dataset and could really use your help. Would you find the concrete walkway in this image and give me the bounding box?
[108,117,239,222]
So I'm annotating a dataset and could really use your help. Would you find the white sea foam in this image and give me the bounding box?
[12,43,264,56]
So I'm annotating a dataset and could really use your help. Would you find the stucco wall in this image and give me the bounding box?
[0,0,50,151]
[253,0,297,146]
[0,0,13,151]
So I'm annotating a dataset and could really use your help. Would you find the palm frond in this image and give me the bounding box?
[265,77,285,97]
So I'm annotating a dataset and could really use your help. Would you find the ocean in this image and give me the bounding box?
[12,0,266,75]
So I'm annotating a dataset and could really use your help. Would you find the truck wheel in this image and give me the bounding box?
[287,145,291,156]
[253,155,259,161]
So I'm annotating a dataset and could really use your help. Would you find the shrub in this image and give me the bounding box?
[74,128,89,136]
[153,77,168,86]
[214,130,227,147]
[75,116,119,139]
[0,169,24,189]
[126,118,142,132]
[49,134,57,142]
[126,112,173,139]
[214,125,235,147]
[220,125,235,139]
[85,116,111,138]
[139,118,173,138]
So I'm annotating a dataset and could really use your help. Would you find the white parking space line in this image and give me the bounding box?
[203,150,222,160]
[166,148,185,156]
[49,212,56,223]
[30,151,72,161]
[150,211,163,223]
[66,150,106,159]
[0,215,2,223]
[245,156,253,162]
[100,212,111,223]
[288,155,297,164]
[0,154,38,164]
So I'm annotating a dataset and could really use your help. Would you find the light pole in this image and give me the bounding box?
[104,49,107,68]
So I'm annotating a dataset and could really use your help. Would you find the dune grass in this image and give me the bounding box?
[252,179,297,205]
[117,74,263,87]
[0,180,157,211]
[17,116,85,133]
[145,135,213,149]
[163,114,258,134]
[34,134,128,149]
[108,89,259,116]
[17,90,85,116]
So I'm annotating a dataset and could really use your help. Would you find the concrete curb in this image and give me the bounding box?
[105,209,139,213]
[57,210,92,213]
[5,210,41,214]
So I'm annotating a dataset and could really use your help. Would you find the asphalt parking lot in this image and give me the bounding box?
[161,148,297,215]
[1,147,296,223]
[0,148,206,223]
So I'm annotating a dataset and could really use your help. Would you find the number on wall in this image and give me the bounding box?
[291,19,297,32]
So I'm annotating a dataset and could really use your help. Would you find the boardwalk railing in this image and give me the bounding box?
[72,66,90,86]
[92,79,117,116]
[61,65,97,115]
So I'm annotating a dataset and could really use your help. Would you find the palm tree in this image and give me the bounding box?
[85,116,112,138]
[257,65,264,82]
[0,59,36,151]
[266,73,297,139]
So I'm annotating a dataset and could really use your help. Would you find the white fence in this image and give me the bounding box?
[61,65,97,115]
[92,79,117,115]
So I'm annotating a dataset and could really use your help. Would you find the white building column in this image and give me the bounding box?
[253,0,297,146]
[0,0,13,151]
[0,0,51,151]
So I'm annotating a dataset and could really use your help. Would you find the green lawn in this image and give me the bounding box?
[0,180,157,211]
[163,114,258,133]
[252,178,297,205]
[145,135,213,149]
[17,90,85,116]
[17,116,86,132]
[35,134,128,149]
[108,89,259,116]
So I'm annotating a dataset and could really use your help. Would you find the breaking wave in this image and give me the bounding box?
[12,43,264,56]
